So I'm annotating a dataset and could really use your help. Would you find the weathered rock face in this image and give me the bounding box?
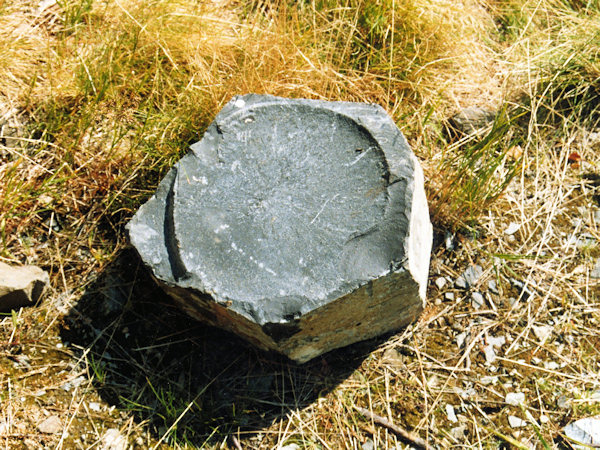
[127,94,432,363]
[0,262,49,311]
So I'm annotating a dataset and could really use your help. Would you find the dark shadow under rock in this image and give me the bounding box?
[59,249,384,446]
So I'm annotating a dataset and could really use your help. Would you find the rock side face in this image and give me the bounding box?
[127,94,432,363]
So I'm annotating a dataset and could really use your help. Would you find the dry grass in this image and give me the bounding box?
[1,0,600,448]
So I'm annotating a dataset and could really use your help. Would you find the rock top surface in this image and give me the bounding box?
[0,262,49,311]
[128,94,432,362]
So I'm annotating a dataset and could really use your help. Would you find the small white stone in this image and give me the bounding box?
[505,222,521,235]
[508,415,527,428]
[471,292,485,309]
[487,335,506,348]
[532,325,553,342]
[101,428,127,450]
[456,332,467,349]
[435,277,447,289]
[505,392,526,406]
[544,361,560,370]
[446,404,458,423]
[480,375,498,385]
[483,345,496,364]
[89,402,101,412]
[563,417,600,447]
[445,292,455,301]
[38,416,62,434]
[540,415,550,424]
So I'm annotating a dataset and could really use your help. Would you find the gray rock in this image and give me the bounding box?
[127,94,432,363]
[101,428,127,450]
[37,415,62,434]
[0,262,49,311]
[447,106,496,137]
[564,417,600,449]
[455,265,483,289]
[435,276,447,290]
[470,291,485,309]
[508,415,527,428]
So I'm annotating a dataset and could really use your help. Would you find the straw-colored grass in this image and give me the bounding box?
[1,0,600,448]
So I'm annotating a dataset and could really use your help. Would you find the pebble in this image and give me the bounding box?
[61,375,86,392]
[445,231,455,251]
[455,265,483,289]
[563,417,600,447]
[450,425,467,439]
[508,415,527,428]
[504,222,521,235]
[480,375,499,385]
[540,415,550,424]
[446,404,458,423]
[11,354,32,370]
[23,439,41,449]
[505,392,525,406]
[557,394,570,409]
[471,292,485,309]
[89,402,102,412]
[101,428,127,450]
[37,415,62,434]
[361,439,375,450]
[435,276,447,289]
[487,335,506,348]
[445,292,455,301]
[488,280,499,294]
[544,361,560,370]
[483,345,496,364]
[532,324,553,342]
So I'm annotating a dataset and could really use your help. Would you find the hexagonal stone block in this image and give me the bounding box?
[127,94,432,363]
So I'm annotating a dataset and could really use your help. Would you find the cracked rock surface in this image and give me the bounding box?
[127,94,432,362]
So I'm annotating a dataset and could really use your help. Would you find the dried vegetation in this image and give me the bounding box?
[1,0,600,448]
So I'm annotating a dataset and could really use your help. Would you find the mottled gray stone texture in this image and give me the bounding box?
[127,94,432,363]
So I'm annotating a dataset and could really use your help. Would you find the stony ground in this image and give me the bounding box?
[2,0,600,449]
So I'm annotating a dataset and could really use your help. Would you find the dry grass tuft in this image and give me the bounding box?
[1,0,600,448]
